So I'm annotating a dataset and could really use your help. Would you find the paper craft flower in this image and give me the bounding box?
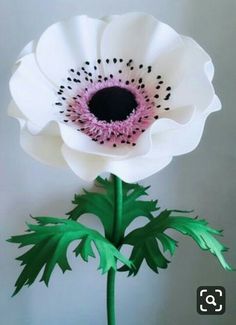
[9,12,221,182]
[8,13,232,325]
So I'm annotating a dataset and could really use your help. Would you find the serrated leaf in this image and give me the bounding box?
[121,210,233,275]
[67,176,159,240]
[8,217,133,295]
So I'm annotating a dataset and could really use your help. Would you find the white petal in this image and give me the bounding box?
[16,40,36,62]
[165,36,214,86]
[150,106,195,136]
[59,123,130,157]
[11,40,37,74]
[162,37,215,115]
[36,15,106,85]
[20,126,66,167]
[59,122,152,158]
[101,12,183,66]
[206,94,221,113]
[8,100,26,120]
[182,36,214,82]
[168,69,214,114]
[151,95,221,157]
[9,100,62,137]
[158,105,196,124]
[62,144,109,181]
[9,100,66,166]
[142,35,215,107]
[8,100,26,128]
[10,53,57,127]
[62,144,172,183]
[107,155,172,183]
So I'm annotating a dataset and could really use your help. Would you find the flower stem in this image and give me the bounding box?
[106,175,123,325]
[107,269,116,325]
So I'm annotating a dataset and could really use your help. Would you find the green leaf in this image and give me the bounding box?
[67,176,159,240]
[8,217,133,295]
[121,210,233,275]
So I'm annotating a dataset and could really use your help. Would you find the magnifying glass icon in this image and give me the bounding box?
[206,295,217,306]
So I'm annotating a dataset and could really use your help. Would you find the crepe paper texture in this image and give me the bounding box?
[8,13,233,325]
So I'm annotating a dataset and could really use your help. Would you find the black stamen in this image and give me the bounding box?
[164,93,171,100]
[127,59,133,67]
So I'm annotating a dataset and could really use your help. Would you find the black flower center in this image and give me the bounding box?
[88,86,138,122]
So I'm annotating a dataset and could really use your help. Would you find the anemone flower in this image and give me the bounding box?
[9,12,221,183]
[8,13,230,325]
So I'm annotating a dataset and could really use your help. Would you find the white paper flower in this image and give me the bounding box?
[9,13,221,183]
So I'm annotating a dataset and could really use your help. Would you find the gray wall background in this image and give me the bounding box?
[0,1,235,324]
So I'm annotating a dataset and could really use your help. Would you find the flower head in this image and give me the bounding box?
[9,13,221,182]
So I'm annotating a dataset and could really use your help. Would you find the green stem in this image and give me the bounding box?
[107,269,116,325]
[112,175,123,246]
[106,175,123,325]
